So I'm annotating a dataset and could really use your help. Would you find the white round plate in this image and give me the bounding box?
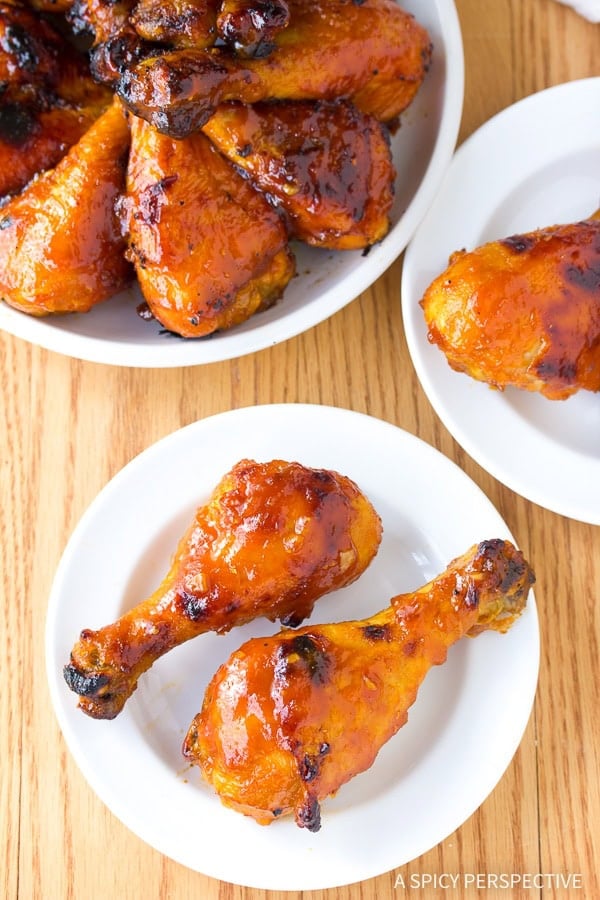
[1,1,463,367]
[402,78,600,525]
[46,404,538,891]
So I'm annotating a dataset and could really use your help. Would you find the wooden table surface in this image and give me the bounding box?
[2,1,599,898]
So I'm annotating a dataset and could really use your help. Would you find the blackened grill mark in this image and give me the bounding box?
[208,295,227,312]
[362,624,391,641]
[474,539,535,595]
[536,358,577,381]
[499,555,533,593]
[63,663,110,697]
[139,8,201,34]
[302,479,333,515]
[0,103,38,146]
[464,582,479,610]
[233,162,251,183]
[279,610,305,627]
[67,0,94,37]
[135,175,179,226]
[309,486,328,504]
[1,25,39,72]
[0,214,12,230]
[282,634,330,684]
[220,0,289,57]
[313,470,335,485]
[298,741,331,784]
[475,538,503,564]
[179,590,208,620]
[298,741,330,783]
[296,793,321,832]
[119,54,233,137]
[90,33,150,86]
[564,262,600,292]
[299,754,319,782]
[501,234,535,254]
[305,470,335,504]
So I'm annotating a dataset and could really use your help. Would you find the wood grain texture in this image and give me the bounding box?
[1,1,599,898]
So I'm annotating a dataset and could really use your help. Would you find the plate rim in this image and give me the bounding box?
[45,403,539,890]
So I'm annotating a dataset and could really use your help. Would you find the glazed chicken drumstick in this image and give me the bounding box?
[117,0,432,137]
[64,459,382,719]
[202,99,395,250]
[122,113,295,337]
[131,0,217,50]
[0,1,111,199]
[68,0,152,86]
[183,538,534,832]
[131,0,288,54]
[217,0,290,56]
[421,216,600,400]
[0,98,131,316]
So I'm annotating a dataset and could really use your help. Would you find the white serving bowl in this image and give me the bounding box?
[0,0,463,366]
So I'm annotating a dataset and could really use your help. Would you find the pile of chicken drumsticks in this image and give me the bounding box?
[0,0,431,336]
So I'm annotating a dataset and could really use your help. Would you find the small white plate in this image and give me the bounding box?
[0,1,463,366]
[402,78,600,525]
[46,404,538,891]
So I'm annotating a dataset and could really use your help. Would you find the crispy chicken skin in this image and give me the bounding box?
[131,0,288,53]
[0,1,111,198]
[131,0,217,49]
[217,0,290,57]
[67,0,150,86]
[63,459,383,719]
[121,113,295,337]
[0,99,131,315]
[0,1,64,98]
[68,0,134,44]
[202,100,395,250]
[0,104,106,199]
[421,219,600,400]
[117,0,432,137]
[184,539,534,832]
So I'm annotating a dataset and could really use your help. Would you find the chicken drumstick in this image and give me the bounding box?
[121,113,295,337]
[217,0,290,57]
[184,538,534,831]
[202,99,395,250]
[420,216,600,400]
[0,1,111,199]
[131,0,218,50]
[0,98,131,316]
[64,459,382,719]
[117,0,432,137]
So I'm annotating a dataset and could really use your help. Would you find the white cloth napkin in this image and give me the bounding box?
[554,0,600,21]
